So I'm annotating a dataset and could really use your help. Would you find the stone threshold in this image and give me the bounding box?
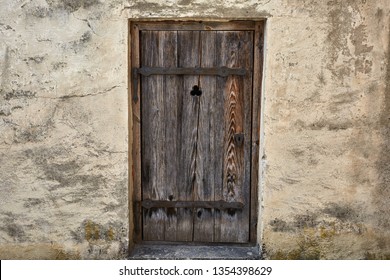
[128,244,261,260]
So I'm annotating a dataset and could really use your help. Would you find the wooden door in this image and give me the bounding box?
[131,21,263,244]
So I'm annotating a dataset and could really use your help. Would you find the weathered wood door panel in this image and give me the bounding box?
[131,21,263,244]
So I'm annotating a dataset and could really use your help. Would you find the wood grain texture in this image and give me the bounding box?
[193,31,218,242]
[161,31,180,241]
[130,23,142,242]
[176,31,200,241]
[141,30,166,241]
[135,21,256,31]
[142,200,243,209]
[135,22,262,244]
[136,67,246,76]
[217,31,253,243]
[250,22,264,243]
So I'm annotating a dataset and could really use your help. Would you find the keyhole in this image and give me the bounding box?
[234,133,244,147]
[190,85,202,96]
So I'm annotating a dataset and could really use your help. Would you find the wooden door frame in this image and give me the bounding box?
[129,20,264,246]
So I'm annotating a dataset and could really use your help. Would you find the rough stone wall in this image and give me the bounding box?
[0,0,389,259]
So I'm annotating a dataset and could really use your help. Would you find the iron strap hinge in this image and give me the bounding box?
[132,66,248,103]
[141,199,244,210]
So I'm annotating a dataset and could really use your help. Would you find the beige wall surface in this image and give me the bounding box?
[0,0,389,259]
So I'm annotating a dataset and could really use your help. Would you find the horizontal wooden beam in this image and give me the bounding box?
[141,199,244,210]
[133,21,257,31]
[136,67,247,77]
[132,66,247,102]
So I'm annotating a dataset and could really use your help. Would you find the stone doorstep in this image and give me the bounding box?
[128,244,261,260]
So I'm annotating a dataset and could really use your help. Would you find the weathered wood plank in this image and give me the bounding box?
[136,67,246,77]
[213,38,226,243]
[130,22,142,243]
[134,21,256,31]
[250,22,264,243]
[193,31,217,242]
[241,30,254,243]
[142,199,244,209]
[217,31,254,243]
[141,30,166,241]
[176,31,201,241]
[161,31,179,241]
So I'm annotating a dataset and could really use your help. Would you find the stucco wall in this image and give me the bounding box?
[259,0,390,259]
[0,0,389,259]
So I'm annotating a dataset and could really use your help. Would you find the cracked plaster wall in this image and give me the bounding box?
[0,0,389,259]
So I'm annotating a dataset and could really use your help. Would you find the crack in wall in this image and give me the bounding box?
[34,85,120,100]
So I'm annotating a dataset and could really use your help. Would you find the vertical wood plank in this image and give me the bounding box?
[161,31,179,241]
[213,33,225,241]
[193,31,218,242]
[250,21,264,243]
[241,30,254,242]
[130,22,142,243]
[141,30,166,241]
[176,31,201,241]
[216,31,254,243]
